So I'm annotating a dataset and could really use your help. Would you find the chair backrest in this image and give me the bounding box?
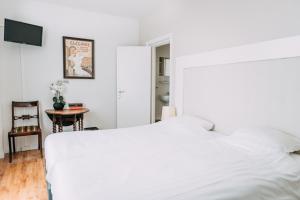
[11,101,40,129]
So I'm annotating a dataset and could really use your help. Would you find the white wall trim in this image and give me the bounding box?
[146,33,173,47]
[175,35,300,115]
[146,33,174,122]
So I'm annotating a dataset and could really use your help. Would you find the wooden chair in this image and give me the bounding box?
[8,101,43,163]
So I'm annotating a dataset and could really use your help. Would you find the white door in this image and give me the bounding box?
[117,46,152,128]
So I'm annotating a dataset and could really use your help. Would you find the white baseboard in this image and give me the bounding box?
[2,145,39,155]
[21,145,38,152]
[0,151,4,159]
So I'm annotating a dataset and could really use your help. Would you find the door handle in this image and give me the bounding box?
[117,90,126,100]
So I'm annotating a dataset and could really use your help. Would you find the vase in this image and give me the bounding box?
[53,102,65,110]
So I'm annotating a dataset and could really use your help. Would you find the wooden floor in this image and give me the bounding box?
[0,150,48,200]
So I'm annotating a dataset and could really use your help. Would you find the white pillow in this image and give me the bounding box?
[225,128,300,154]
[165,114,214,131]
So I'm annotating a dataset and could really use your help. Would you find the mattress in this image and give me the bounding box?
[45,120,222,174]
[45,120,300,200]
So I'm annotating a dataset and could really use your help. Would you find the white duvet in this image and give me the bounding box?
[45,120,300,200]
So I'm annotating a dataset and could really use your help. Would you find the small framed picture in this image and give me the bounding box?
[63,36,95,79]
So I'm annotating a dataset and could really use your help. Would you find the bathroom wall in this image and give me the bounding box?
[155,44,170,120]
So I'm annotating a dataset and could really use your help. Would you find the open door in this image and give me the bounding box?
[117,46,151,128]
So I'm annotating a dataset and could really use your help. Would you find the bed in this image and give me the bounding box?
[45,36,300,200]
[45,116,300,200]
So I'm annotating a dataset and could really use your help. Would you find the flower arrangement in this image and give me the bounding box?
[50,80,69,110]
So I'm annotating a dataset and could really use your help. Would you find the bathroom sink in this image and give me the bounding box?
[159,95,169,103]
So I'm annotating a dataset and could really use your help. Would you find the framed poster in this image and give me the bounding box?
[63,36,95,79]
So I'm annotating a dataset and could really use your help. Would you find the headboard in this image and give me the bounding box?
[174,36,300,136]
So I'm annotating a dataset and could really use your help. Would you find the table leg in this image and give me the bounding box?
[78,117,81,131]
[53,115,57,133]
[73,115,77,131]
[80,115,84,131]
[59,116,63,132]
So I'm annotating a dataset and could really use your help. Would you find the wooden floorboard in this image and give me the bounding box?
[0,150,48,200]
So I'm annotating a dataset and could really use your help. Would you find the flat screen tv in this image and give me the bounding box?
[4,18,43,46]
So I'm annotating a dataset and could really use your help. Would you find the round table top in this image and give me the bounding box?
[45,108,89,115]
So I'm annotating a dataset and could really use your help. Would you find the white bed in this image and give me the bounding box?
[45,118,300,200]
[45,36,300,200]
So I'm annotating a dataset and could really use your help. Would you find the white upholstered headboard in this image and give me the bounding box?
[175,36,300,137]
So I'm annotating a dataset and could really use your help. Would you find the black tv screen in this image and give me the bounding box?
[4,19,43,46]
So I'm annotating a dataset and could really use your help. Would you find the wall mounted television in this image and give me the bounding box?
[4,18,43,46]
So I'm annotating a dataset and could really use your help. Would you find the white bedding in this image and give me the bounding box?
[45,121,300,200]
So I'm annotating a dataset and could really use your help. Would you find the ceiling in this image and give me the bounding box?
[37,0,164,18]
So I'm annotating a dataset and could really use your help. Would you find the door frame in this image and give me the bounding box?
[146,34,174,123]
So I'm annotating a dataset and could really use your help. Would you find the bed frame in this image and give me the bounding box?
[47,181,53,200]
[174,35,300,137]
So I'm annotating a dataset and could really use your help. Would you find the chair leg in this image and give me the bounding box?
[38,134,41,150]
[12,137,16,154]
[8,136,12,163]
[38,134,43,158]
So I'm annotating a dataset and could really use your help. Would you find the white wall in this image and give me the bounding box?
[0,107,2,158]
[0,27,5,158]
[0,0,139,156]
[140,0,300,57]
[0,26,24,158]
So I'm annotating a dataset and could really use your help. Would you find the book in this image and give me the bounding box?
[68,103,83,107]
[68,103,83,110]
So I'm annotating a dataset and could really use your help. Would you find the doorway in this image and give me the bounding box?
[154,44,170,122]
[146,34,173,123]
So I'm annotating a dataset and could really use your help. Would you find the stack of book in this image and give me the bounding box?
[68,103,83,110]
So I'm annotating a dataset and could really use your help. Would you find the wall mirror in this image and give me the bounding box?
[159,57,170,76]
